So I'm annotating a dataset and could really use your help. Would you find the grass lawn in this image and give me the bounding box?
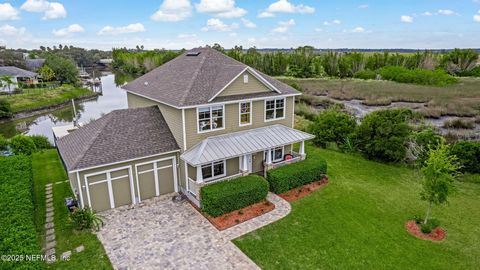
[281,77,480,117]
[32,149,112,269]
[0,85,94,113]
[234,146,480,269]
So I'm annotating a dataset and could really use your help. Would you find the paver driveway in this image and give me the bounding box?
[97,194,260,270]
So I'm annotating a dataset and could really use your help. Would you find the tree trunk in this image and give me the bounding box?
[423,201,432,224]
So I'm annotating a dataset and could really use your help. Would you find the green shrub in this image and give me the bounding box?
[201,175,269,217]
[30,135,53,150]
[0,134,8,151]
[9,135,37,155]
[355,109,413,162]
[379,66,458,86]
[354,69,377,80]
[449,141,480,173]
[310,110,357,148]
[420,218,440,234]
[410,128,444,165]
[0,155,44,269]
[267,156,328,194]
[0,99,12,118]
[69,207,104,231]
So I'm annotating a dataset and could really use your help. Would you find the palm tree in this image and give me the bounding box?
[0,76,16,94]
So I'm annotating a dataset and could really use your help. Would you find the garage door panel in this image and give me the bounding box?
[112,177,132,207]
[88,173,107,183]
[157,160,172,168]
[89,181,110,212]
[137,163,153,172]
[111,169,129,179]
[138,171,156,200]
[158,167,174,194]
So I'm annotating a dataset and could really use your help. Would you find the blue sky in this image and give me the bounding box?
[1,0,480,50]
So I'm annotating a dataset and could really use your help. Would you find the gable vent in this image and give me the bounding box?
[186,51,201,56]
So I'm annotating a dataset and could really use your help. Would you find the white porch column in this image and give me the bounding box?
[300,141,306,160]
[196,165,203,183]
[241,154,249,175]
[266,148,272,164]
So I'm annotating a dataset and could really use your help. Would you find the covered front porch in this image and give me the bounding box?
[181,124,314,204]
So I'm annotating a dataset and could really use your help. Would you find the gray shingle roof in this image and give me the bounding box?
[181,124,314,166]
[122,47,299,108]
[25,59,45,71]
[56,106,179,171]
[0,66,37,77]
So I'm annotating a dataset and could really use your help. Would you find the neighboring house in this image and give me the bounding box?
[55,47,314,212]
[25,58,46,72]
[0,66,37,92]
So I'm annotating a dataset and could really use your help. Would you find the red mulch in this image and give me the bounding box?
[405,220,446,241]
[279,177,329,202]
[192,200,275,231]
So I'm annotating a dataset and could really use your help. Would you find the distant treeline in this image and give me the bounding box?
[112,45,480,81]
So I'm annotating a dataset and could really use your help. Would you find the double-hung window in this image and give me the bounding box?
[265,98,285,121]
[201,160,225,181]
[264,147,284,162]
[239,101,252,126]
[198,105,224,132]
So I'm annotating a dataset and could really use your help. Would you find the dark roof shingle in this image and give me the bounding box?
[0,66,37,77]
[122,47,299,107]
[57,106,179,171]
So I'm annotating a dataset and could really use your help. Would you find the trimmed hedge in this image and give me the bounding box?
[0,155,44,270]
[201,175,269,217]
[267,156,328,194]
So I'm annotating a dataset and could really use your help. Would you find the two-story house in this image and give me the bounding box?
[56,47,314,211]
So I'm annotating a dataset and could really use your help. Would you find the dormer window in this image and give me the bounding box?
[198,105,224,133]
[243,74,248,83]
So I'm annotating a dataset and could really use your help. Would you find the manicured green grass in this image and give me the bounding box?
[282,77,480,117]
[234,146,480,269]
[32,150,112,270]
[0,85,94,113]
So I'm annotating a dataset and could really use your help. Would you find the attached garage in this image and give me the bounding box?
[56,106,180,212]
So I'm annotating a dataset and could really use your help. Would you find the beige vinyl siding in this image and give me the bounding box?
[127,92,184,151]
[216,70,271,98]
[75,152,178,211]
[184,96,294,148]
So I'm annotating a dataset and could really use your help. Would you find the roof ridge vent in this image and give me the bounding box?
[186,51,201,56]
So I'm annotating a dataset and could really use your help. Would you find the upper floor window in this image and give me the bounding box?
[198,105,224,133]
[265,98,285,121]
[243,74,249,83]
[239,101,252,126]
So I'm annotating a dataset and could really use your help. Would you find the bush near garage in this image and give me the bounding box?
[0,155,44,270]
[9,135,37,155]
[29,135,53,150]
[201,175,269,217]
[267,155,328,194]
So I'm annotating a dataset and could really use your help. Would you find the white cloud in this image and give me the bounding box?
[177,33,197,39]
[98,23,146,35]
[422,11,433,16]
[358,4,369,9]
[0,3,20,21]
[0,24,26,36]
[474,10,480,22]
[400,15,413,23]
[259,0,314,18]
[201,18,239,32]
[272,18,295,33]
[195,0,246,18]
[52,24,85,37]
[241,18,256,28]
[21,0,66,20]
[351,27,365,33]
[151,0,192,22]
[323,19,341,26]
[437,9,455,15]
[314,28,322,32]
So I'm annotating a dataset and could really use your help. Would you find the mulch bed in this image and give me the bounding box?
[405,220,446,241]
[279,177,329,202]
[192,200,275,231]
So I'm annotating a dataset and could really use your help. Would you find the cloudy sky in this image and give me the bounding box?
[1,0,480,50]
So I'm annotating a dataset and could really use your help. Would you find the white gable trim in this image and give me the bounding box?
[207,67,281,102]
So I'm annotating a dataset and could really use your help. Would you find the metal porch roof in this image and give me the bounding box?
[181,124,314,166]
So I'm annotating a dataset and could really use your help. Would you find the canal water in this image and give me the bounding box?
[0,74,129,142]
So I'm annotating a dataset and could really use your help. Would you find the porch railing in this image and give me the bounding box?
[270,151,302,169]
[187,177,200,196]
